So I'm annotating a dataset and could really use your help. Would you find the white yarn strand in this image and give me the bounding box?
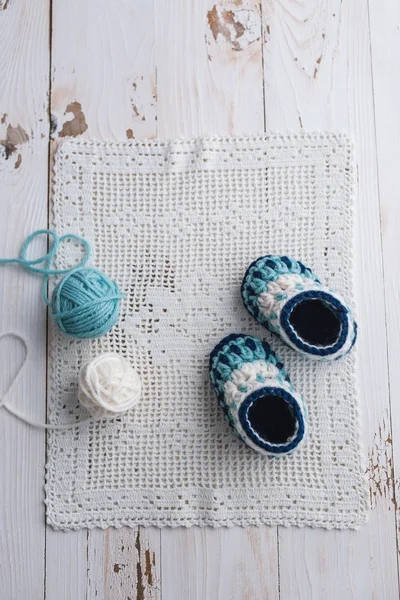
[0,333,141,429]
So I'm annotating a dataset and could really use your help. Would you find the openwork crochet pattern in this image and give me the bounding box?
[241,255,357,360]
[46,133,368,530]
[209,334,307,455]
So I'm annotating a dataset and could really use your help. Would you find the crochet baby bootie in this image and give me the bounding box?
[241,256,357,360]
[209,334,307,456]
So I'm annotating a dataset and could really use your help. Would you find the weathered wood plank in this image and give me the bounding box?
[86,528,160,600]
[369,0,400,589]
[50,0,156,141]
[45,530,88,599]
[155,0,264,138]
[261,0,398,597]
[161,527,279,600]
[46,2,160,599]
[154,1,279,598]
[0,0,50,598]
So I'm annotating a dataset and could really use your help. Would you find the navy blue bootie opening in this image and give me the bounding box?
[288,298,342,347]
[238,387,305,454]
[247,394,296,444]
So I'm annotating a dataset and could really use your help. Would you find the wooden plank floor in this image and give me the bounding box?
[0,0,399,598]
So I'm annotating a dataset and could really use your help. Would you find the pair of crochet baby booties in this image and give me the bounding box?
[209,256,357,457]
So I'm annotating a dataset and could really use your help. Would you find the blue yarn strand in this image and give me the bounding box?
[2,229,90,275]
[0,229,123,339]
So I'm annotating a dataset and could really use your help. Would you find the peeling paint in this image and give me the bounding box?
[1,114,6,124]
[144,549,153,586]
[1,124,29,160]
[113,562,126,573]
[50,114,58,136]
[0,0,10,10]
[313,34,326,79]
[135,530,145,600]
[128,74,157,131]
[207,5,260,51]
[126,128,134,139]
[106,531,160,596]
[313,54,322,79]
[151,77,157,101]
[366,416,397,510]
[59,101,88,138]
[14,153,22,169]
[205,33,213,61]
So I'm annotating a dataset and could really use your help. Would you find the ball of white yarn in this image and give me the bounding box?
[78,353,142,419]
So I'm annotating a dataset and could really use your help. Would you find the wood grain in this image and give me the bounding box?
[155,0,264,138]
[1,0,400,597]
[161,527,279,600]
[86,528,160,600]
[0,0,49,598]
[50,0,156,141]
[262,0,398,598]
[46,2,160,599]
[154,2,280,598]
[369,0,400,586]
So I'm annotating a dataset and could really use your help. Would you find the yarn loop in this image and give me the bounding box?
[0,333,140,429]
[0,229,124,339]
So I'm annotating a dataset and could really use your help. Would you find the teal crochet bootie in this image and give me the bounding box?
[241,256,357,361]
[209,334,307,456]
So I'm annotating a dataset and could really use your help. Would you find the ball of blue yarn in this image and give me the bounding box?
[51,267,122,339]
[0,229,124,340]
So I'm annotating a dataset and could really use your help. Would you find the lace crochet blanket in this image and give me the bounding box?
[46,133,368,530]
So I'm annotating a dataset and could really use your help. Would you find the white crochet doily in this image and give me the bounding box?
[46,133,369,530]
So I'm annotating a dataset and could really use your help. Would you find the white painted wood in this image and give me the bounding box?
[46,3,161,599]
[45,529,88,600]
[261,0,399,598]
[0,0,49,599]
[50,0,157,141]
[369,0,400,586]
[155,0,264,139]
[161,527,279,600]
[154,2,279,598]
[2,0,400,597]
[86,528,160,600]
